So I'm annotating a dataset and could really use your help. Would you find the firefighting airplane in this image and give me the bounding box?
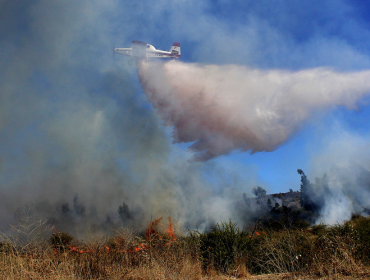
[114,40,181,59]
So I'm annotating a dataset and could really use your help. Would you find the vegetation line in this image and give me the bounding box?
[1,214,370,279]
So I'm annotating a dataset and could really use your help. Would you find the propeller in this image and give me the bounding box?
[110,37,116,59]
[112,44,116,58]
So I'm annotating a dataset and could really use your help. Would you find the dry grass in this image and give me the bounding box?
[1,214,370,279]
[247,226,370,279]
[0,243,369,279]
[308,232,369,278]
[0,243,204,279]
[0,216,206,280]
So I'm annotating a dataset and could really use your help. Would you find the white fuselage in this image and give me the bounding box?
[114,42,180,59]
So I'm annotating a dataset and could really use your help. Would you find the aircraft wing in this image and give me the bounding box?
[132,40,147,58]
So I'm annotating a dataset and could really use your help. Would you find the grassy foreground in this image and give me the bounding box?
[1,216,370,279]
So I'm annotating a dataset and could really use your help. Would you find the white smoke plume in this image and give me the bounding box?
[307,129,370,225]
[0,0,261,236]
[3,0,370,235]
[138,60,370,161]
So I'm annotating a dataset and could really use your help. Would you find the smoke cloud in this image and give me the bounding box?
[0,0,262,236]
[304,129,370,225]
[138,60,370,161]
[2,0,370,236]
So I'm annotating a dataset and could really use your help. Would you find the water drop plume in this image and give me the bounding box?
[138,60,370,161]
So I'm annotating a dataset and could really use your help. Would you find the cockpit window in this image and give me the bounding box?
[147,44,150,49]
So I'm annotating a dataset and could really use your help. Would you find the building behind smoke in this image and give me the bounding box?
[244,168,370,227]
[244,189,301,210]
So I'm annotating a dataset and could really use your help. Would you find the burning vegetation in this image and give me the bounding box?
[1,170,370,279]
[1,209,370,279]
[50,217,177,256]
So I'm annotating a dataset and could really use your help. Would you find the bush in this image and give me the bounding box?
[0,242,13,254]
[196,220,249,273]
[310,223,361,276]
[350,216,370,264]
[50,232,74,252]
[310,224,328,236]
[247,229,313,274]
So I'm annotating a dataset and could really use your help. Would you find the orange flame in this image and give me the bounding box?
[166,217,176,242]
[68,217,178,255]
[70,246,92,254]
[146,217,162,241]
[249,228,262,238]
[118,243,149,253]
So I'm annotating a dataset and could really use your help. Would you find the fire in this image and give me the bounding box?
[249,225,263,238]
[108,216,177,253]
[166,217,177,242]
[54,217,177,255]
[70,246,92,254]
[126,243,148,253]
[145,217,162,241]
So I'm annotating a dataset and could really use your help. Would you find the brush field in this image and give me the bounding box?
[1,216,370,279]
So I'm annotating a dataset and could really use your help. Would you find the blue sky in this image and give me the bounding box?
[1,0,370,229]
[111,0,370,193]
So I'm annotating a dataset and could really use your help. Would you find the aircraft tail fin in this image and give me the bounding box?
[170,42,181,57]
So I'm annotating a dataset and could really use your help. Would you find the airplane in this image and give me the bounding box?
[114,40,181,59]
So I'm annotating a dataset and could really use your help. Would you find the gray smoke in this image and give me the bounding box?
[2,0,370,236]
[138,60,370,225]
[0,0,259,236]
[306,131,370,224]
[138,60,370,161]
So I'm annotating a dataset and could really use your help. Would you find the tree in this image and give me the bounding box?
[252,186,267,198]
[118,202,132,224]
[252,186,267,207]
[297,169,313,210]
[267,198,272,209]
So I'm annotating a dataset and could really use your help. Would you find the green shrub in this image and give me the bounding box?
[50,232,74,252]
[247,229,313,274]
[292,219,311,229]
[0,242,13,254]
[310,224,328,236]
[310,223,360,276]
[196,220,249,273]
[351,216,370,264]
